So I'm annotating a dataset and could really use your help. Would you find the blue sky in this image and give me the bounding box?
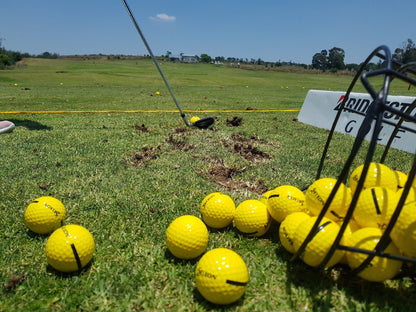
[1,0,415,64]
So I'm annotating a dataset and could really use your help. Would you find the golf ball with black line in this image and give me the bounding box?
[195,248,249,305]
[24,196,66,234]
[45,224,95,273]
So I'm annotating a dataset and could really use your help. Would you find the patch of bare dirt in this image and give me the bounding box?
[226,116,243,127]
[4,273,25,291]
[201,157,268,194]
[166,134,196,151]
[134,124,149,133]
[221,133,273,162]
[128,126,197,168]
[127,129,273,195]
[130,146,160,167]
[175,127,190,134]
[233,142,271,161]
[39,183,51,191]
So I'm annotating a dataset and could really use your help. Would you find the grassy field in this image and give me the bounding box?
[1,58,416,311]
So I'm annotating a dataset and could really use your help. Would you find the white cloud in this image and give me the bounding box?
[149,13,176,22]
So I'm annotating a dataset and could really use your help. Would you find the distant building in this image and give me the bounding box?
[181,55,198,63]
[168,53,198,63]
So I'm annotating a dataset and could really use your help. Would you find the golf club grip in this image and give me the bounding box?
[121,0,189,124]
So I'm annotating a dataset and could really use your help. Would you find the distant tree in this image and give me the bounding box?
[200,54,212,63]
[0,38,5,54]
[312,47,345,70]
[0,54,12,69]
[40,52,52,58]
[312,50,328,70]
[38,52,59,59]
[393,39,416,63]
[328,47,345,70]
[9,51,22,63]
[345,63,359,72]
[364,62,379,71]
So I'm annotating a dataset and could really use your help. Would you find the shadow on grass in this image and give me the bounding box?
[192,286,246,311]
[7,119,52,130]
[230,218,280,242]
[164,248,200,266]
[26,229,51,240]
[46,260,94,278]
[278,248,416,311]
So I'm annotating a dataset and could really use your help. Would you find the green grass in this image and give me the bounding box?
[1,58,416,311]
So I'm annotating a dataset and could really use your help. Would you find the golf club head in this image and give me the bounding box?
[191,116,215,129]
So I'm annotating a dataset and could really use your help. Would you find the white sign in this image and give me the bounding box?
[297,90,416,153]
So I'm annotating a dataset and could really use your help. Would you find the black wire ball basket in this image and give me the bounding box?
[292,45,416,278]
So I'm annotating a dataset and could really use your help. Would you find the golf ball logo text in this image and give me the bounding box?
[43,202,62,217]
[195,267,217,280]
[269,194,305,205]
[61,226,71,237]
[308,187,326,206]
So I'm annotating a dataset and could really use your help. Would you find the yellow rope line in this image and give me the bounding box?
[0,109,299,114]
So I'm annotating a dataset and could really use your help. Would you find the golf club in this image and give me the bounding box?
[121,0,215,129]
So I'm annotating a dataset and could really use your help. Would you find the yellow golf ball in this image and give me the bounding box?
[24,196,66,234]
[267,185,306,223]
[234,200,271,237]
[397,186,416,204]
[166,215,208,259]
[337,217,361,234]
[305,178,351,222]
[395,170,408,189]
[279,212,310,254]
[409,170,416,187]
[190,116,201,123]
[201,192,222,209]
[155,91,160,95]
[293,216,344,268]
[259,189,273,205]
[337,218,361,264]
[45,224,95,273]
[349,162,397,194]
[353,187,398,230]
[195,248,249,305]
[390,200,416,257]
[346,227,402,282]
[200,192,235,229]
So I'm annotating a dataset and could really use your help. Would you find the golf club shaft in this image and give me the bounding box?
[121,0,190,125]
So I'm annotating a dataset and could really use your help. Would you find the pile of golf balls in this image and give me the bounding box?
[166,163,415,306]
[263,162,413,282]
[24,196,95,273]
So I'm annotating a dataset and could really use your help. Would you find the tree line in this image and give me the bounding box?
[0,39,59,69]
[312,39,416,72]
[1,38,415,71]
